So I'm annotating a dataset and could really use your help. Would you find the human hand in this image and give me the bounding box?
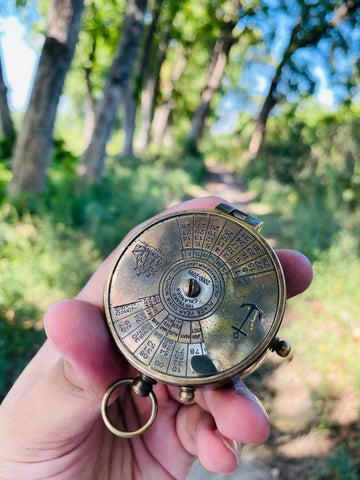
[0,197,313,480]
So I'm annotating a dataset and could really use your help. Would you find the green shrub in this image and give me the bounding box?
[0,144,205,399]
[0,133,16,161]
[315,442,360,480]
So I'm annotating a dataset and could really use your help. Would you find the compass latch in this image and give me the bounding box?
[216,203,264,232]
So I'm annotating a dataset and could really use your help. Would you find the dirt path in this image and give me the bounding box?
[185,163,336,480]
[186,163,277,480]
[198,162,257,211]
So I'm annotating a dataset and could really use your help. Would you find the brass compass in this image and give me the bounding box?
[101,203,291,437]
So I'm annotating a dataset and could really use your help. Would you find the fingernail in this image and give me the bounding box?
[232,376,269,420]
[222,437,242,466]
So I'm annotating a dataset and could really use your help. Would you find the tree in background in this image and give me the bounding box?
[245,0,360,160]
[65,0,127,147]
[121,0,246,155]
[3,0,360,192]
[121,0,165,157]
[0,46,15,144]
[151,42,188,146]
[8,0,84,195]
[187,1,242,150]
[136,1,178,150]
[79,0,147,182]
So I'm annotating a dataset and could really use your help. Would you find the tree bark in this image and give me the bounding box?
[9,0,84,195]
[122,83,137,157]
[152,43,188,145]
[121,0,162,157]
[136,26,171,150]
[246,29,298,159]
[246,0,360,159]
[188,8,239,149]
[83,36,97,146]
[80,0,147,182]
[0,49,15,140]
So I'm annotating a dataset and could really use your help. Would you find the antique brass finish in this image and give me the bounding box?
[182,278,201,298]
[101,378,158,438]
[102,203,289,436]
[131,374,157,397]
[271,337,292,357]
[179,386,195,403]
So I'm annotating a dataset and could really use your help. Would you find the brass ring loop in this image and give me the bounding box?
[101,378,158,438]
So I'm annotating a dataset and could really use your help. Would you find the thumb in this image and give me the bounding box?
[44,299,123,393]
[43,299,125,433]
[1,300,123,459]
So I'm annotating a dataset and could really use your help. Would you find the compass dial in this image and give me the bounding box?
[104,207,286,387]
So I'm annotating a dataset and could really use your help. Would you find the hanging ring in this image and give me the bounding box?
[101,378,158,438]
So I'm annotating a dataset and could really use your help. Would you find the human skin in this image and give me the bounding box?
[0,196,313,480]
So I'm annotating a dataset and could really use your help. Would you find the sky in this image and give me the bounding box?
[0,16,38,110]
[0,13,344,125]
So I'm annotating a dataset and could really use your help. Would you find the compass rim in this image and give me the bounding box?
[103,206,286,387]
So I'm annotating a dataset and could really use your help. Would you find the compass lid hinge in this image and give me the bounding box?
[216,203,264,233]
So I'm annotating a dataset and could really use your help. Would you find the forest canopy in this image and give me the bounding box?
[1,0,359,194]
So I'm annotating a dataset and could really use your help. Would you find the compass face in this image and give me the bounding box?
[104,207,286,387]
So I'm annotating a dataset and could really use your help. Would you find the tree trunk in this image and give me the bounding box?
[0,49,15,140]
[9,0,84,195]
[188,13,238,149]
[83,66,97,147]
[152,44,187,144]
[122,83,137,157]
[246,59,288,159]
[120,0,163,157]
[246,0,360,159]
[83,36,97,146]
[80,0,147,181]
[137,0,163,89]
[136,27,171,150]
[245,18,305,160]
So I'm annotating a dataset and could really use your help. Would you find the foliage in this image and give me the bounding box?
[326,443,360,480]
[234,103,360,391]
[0,132,16,162]
[283,229,360,392]
[314,442,360,480]
[214,101,360,479]
[237,103,360,259]
[0,141,205,400]
[0,312,45,402]
[0,199,102,398]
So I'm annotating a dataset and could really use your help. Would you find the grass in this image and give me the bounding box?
[0,146,206,400]
[240,159,360,479]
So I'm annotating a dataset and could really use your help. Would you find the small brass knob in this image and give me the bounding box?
[179,386,195,403]
[271,337,291,358]
[132,375,156,397]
